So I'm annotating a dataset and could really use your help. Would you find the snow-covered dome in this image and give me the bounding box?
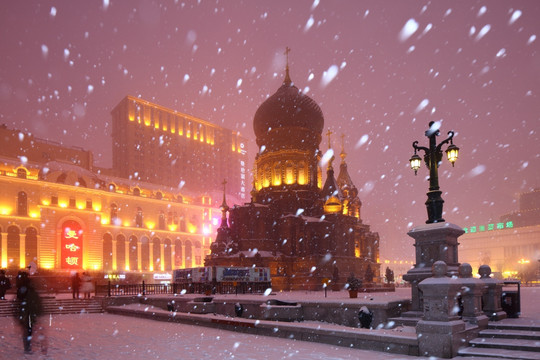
[253,77,324,141]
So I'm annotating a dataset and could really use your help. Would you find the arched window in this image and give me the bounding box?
[135,207,143,228]
[272,162,281,186]
[156,192,163,200]
[110,204,118,223]
[193,241,202,266]
[129,236,138,271]
[263,165,271,188]
[153,238,161,271]
[184,240,192,268]
[297,162,307,185]
[17,191,28,216]
[25,227,38,267]
[116,234,126,271]
[108,183,116,192]
[158,211,166,230]
[140,237,150,271]
[7,226,20,269]
[174,239,182,268]
[102,233,113,271]
[285,161,295,185]
[17,168,27,179]
[133,188,141,196]
[163,239,172,271]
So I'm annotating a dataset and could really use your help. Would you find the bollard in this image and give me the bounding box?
[458,263,488,327]
[478,265,507,321]
[416,261,466,358]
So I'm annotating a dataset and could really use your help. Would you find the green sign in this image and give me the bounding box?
[463,221,513,234]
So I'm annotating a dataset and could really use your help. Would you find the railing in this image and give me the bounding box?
[96,281,272,297]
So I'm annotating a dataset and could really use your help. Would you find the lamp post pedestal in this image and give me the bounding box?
[402,222,464,315]
[425,190,445,223]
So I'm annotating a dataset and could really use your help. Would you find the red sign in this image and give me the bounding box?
[61,220,83,269]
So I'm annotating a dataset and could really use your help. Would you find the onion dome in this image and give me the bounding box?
[253,82,324,139]
[253,63,324,151]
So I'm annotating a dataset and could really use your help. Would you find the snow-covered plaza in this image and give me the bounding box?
[1,287,538,359]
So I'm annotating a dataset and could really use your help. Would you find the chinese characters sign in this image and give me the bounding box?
[61,220,83,269]
[463,221,514,234]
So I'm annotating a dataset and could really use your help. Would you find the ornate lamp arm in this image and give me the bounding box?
[435,131,455,153]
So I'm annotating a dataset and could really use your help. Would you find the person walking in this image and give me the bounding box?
[16,271,45,354]
[71,272,81,299]
[81,272,94,299]
[0,270,11,300]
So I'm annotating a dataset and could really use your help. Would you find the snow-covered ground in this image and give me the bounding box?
[0,287,537,359]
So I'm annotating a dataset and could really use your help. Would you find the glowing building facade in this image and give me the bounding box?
[0,139,220,278]
[459,189,540,279]
[111,96,248,202]
[207,66,380,291]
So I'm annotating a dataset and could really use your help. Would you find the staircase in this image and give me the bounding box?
[0,297,103,317]
[458,321,540,359]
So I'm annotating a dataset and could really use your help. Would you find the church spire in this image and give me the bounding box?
[283,46,292,85]
[220,179,229,228]
[340,133,347,164]
[326,129,335,170]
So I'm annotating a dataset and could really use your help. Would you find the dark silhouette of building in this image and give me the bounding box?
[206,62,380,291]
[500,188,540,228]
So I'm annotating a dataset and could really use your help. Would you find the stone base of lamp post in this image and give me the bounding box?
[403,222,464,315]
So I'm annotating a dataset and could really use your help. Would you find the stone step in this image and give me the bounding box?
[469,337,540,353]
[458,346,540,359]
[489,322,540,332]
[388,316,420,327]
[481,329,540,341]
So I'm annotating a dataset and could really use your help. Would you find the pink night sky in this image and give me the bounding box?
[1,0,539,261]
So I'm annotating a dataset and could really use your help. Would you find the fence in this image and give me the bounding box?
[96,281,272,297]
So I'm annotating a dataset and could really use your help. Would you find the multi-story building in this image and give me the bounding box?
[111,96,248,203]
[459,189,540,279]
[0,147,220,280]
[0,124,93,170]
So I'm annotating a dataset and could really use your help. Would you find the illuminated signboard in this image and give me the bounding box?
[61,220,83,269]
[463,221,514,234]
[240,159,246,200]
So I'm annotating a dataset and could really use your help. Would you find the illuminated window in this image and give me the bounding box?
[136,207,143,228]
[263,165,271,187]
[298,162,306,185]
[17,191,28,216]
[129,236,138,271]
[110,204,118,222]
[285,162,295,185]
[272,162,281,186]
[158,211,166,230]
[17,168,27,179]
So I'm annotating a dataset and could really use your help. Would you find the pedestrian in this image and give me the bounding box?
[16,271,45,354]
[0,269,11,300]
[81,272,94,299]
[72,272,81,299]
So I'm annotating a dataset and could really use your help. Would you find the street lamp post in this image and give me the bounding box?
[409,121,460,224]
